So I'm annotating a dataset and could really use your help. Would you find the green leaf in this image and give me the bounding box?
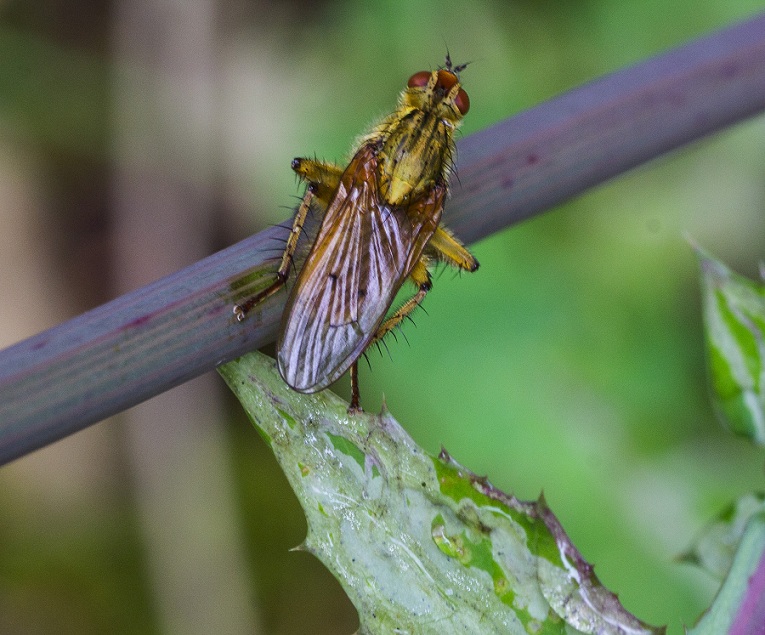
[686,506,765,635]
[694,245,765,444]
[218,352,663,635]
[680,493,765,580]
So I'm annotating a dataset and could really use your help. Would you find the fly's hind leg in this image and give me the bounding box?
[367,228,477,354]
[349,228,478,413]
[373,258,433,344]
[348,362,362,414]
[349,258,432,413]
[234,159,342,321]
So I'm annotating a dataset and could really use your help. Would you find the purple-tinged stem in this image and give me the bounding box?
[1,12,764,464]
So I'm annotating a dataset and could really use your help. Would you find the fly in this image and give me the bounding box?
[235,55,479,412]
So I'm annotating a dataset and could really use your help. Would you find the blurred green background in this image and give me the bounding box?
[1,1,764,633]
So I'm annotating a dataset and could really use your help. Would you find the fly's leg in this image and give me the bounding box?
[349,362,361,414]
[425,225,480,272]
[348,260,431,415]
[291,158,342,201]
[233,159,342,321]
[348,228,477,414]
[234,188,314,320]
[373,259,433,346]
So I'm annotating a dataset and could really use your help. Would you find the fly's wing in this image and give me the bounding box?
[278,144,444,392]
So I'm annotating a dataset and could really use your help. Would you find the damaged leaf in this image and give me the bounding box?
[219,352,662,634]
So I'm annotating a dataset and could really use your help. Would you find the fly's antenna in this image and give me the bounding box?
[443,48,469,76]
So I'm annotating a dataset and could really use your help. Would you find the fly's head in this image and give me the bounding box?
[403,60,470,126]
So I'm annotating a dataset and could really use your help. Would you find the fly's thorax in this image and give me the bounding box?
[374,67,468,207]
[376,110,455,206]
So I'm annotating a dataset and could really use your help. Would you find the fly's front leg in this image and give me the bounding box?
[234,159,342,321]
[425,225,479,272]
[234,188,314,320]
[291,157,342,201]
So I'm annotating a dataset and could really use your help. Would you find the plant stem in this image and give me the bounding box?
[1,12,764,464]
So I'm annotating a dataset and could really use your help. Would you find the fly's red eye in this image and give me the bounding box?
[435,70,468,114]
[454,88,470,115]
[407,71,431,88]
[435,70,459,92]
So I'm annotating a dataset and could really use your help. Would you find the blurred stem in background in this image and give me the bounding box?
[111,1,259,633]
